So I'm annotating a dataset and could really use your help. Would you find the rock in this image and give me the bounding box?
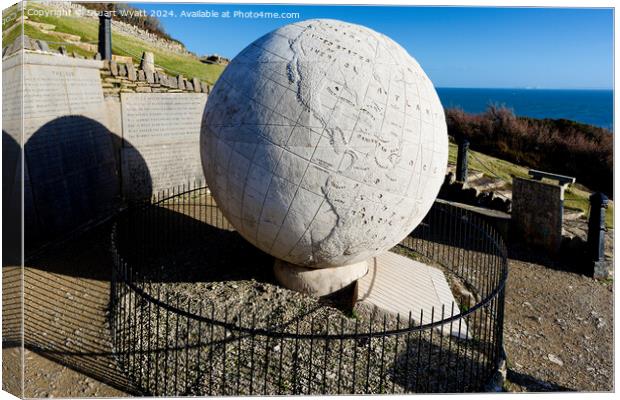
[547,354,564,366]
[36,39,49,52]
[201,81,210,94]
[126,63,137,81]
[137,70,146,81]
[109,60,119,76]
[140,51,155,75]
[118,63,128,77]
[177,75,185,90]
[192,77,201,92]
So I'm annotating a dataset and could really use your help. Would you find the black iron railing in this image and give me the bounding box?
[109,182,507,395]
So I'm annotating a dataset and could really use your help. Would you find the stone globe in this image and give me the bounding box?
[201,19,448,271]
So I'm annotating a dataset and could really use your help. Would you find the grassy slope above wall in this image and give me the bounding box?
[3,3,225,85]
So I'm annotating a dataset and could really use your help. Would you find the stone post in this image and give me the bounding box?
[456,138,469,183]
[98,14,112,60]
[140,51,155,76]
[587,192,608,263]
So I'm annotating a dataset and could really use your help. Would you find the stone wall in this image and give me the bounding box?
[5,49,210,249]
[100,59,210,97]
[3,50,120,249]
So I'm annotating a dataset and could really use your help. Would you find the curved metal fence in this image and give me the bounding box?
[110,183,507,395]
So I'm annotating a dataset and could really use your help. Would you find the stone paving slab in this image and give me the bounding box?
[357,251,469,339]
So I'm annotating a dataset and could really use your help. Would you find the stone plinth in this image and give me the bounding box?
[511,177,564,254]
[357,251,469,339]
[274,259,368,297]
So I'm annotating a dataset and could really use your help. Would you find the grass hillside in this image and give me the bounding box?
[2,3,225,84]
[448,142,614,228]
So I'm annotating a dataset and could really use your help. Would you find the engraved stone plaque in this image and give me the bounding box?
[120,93,208,199]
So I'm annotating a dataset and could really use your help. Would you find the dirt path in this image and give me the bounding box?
[503,246,613,392]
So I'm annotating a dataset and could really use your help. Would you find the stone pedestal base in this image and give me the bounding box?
[273,260,369,297]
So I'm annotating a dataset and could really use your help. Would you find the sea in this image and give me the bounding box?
[436,88,614,132]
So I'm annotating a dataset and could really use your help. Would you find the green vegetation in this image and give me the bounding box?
[446,105,612,197]
[5,3,226,85]
[448,142,614,228]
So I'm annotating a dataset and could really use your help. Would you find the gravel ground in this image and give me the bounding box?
[114,245,497,396]
[503,243,614,392]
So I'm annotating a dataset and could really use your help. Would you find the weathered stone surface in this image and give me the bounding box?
[201,81,209,94]
[512,177,564,254]
[140,51,155,75]
[109,60,119,76]
[120,93,208,199]
[3,52,118,243]
[185,79,193,91]
[118,63,127,77]
[137,70,146,81]
[192,77,201,92]
[36,39,49,52]
[274,259,368,296]
[145,71,155,84]
[177,75,185,90]
[201,19,448,268]
[126,63,137,81]
[357,251,469,339]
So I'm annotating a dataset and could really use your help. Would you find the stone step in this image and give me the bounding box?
[564,208,585,221]
[469,175,507,192]
[494,190,513,200]
[24,20,56,31]
[41,30,82,42]
[72,42,97,53]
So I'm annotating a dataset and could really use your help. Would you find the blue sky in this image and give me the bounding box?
[129,4,613,89]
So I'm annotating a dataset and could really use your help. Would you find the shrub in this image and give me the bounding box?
[445,105,613,196]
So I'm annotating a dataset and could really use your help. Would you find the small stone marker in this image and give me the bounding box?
[140,51,155,75]
[118,63,127,77]
[201,82,209,94]
[137,70,146,81]
[177,75,185,90]
[109,60,119,76]
[185,80,193,91]
[512,174,571,255]
[192,77,201,92]
[145,71,155,84]
[126,63,137,81]
[36,39,49,52]
[357,251,469,339]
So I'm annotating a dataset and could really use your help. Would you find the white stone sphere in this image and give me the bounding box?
[201,19,448,269]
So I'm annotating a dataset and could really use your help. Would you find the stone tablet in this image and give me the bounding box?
[201,19,448,269]
[511,177,564,254]
[120,93,208,199]
[4,52,120,245]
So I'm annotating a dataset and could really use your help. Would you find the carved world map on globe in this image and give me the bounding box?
[201,19,448,268]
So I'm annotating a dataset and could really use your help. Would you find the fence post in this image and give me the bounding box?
[587,192,608,263]
[456,138,469,183]
[98,13,112,60]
